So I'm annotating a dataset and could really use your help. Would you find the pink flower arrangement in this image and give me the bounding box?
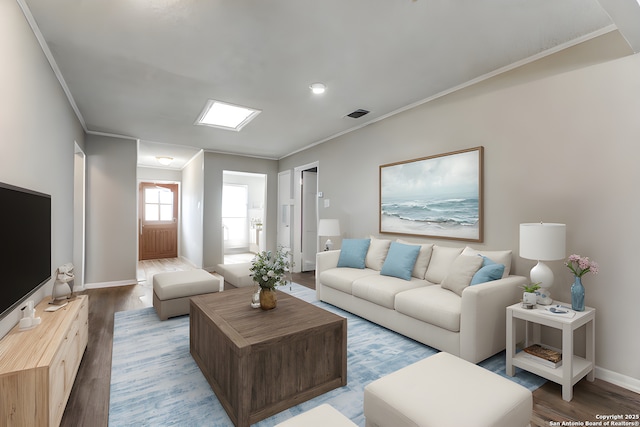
[566,254,599,278]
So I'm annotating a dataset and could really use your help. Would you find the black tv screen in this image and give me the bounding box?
[0,182,51,320]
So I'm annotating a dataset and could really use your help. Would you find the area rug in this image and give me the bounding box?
[110,283,545,426]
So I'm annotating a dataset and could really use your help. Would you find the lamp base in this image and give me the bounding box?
[530,261,554,290]
[324,238,334,251]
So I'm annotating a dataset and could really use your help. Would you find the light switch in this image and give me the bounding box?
[324,199,330,208]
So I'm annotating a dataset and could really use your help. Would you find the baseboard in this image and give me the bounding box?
[84,279,137,289]
[179,256,199,269]
[596,365,640,394]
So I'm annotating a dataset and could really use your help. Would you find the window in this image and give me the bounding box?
[144,187,174,222]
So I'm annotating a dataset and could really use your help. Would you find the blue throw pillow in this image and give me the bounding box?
[470,255,505,285]
[380,242,421,281]
[337,239,371,269]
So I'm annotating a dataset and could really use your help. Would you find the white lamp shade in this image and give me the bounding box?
[519,223,566,261]
[318,219,340,237]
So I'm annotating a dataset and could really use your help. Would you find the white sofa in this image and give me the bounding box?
[316,238,527,363]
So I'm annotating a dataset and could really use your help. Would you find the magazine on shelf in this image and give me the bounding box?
[522,344,562,368]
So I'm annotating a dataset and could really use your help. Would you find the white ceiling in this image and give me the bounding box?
[19,0,640,169]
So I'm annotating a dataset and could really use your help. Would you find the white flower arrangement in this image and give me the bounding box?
[249,246,293,290]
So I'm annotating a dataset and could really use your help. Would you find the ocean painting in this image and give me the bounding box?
[379,147,483,241]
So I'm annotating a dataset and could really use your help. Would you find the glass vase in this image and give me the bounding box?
[571,276,585,312]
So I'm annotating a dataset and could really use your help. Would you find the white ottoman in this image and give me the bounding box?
[275,404,357,427]
[364,352,532,427]
[215,262,254,288]
[152,269,222,320]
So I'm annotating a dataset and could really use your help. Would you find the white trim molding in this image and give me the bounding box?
[84,279,137,290]
[595,365,640,394]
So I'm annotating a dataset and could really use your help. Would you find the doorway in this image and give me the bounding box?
[222,171,266,264]
[138,182,179,260]
[301,168,318,272]
[292,161,319,273]
[73,142,86,291]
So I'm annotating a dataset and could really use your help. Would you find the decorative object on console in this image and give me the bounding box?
[521,282,541,308]
[318,219,341,251]
[250,247,293,310]
[379,146,484,242]
[18,300,41,331]
[522,344,562,368]
[51,262,74,303]
[519,223,566,305]
[565,254,599,312]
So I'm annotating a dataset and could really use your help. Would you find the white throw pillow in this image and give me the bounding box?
[365,236,392,271]
[462,246,512,277]
[441,255,484,296]
[424,245,464,284]
[397,239,434,279]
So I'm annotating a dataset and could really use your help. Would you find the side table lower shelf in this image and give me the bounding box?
[506,302,595,401]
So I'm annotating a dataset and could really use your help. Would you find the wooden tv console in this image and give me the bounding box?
[0,295,88,427]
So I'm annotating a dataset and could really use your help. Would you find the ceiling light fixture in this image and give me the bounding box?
[309,82,326,95]
[156,156,173,166]
[195,99,261,131]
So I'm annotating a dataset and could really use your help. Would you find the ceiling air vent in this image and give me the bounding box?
[345,109,370,119]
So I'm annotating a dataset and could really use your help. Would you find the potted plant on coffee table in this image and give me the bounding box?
[249,246,292,310]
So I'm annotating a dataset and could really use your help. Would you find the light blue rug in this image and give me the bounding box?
[110,283,545,426]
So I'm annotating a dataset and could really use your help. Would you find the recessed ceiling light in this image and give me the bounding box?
[156,156,173,166]
[195,99,261,131]
[309,82,326,95]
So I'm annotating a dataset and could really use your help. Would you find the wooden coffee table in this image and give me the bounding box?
[190,287,347,427]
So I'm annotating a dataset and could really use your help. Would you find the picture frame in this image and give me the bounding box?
[379,146,484,242]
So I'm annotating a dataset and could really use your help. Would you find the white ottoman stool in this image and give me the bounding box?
[215,262,254,288]
[274,404,357,427]
[153,269,223,320]
[364,352,532,427]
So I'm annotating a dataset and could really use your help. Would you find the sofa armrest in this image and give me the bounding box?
[316,250,341,299]
[459,275,527,363]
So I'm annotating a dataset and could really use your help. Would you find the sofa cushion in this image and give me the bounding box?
[319,267,379,294]
[441,255,484,296]
[337,238,371,269]
[397,239,434,279]
[462,246,512,277]
[380,242,421,281]
[365,236,392,271]
[424,245,464,284]
[395,286,462,332]
[352,275,426,309]
[470,256,505,285]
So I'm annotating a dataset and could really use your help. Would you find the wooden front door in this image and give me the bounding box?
[139,183,178,260]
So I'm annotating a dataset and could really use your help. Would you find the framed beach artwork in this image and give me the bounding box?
[379,146,484,242]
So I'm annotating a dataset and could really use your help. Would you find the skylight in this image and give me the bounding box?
[195,100,261,131]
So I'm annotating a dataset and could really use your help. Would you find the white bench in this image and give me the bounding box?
[274,404,356,427]
[152,269,222,320]
[364,352,532,427]
[215,262,254,288]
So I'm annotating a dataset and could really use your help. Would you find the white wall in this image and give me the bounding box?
[180,151,204,268]
[137,166,182,183]
[0,0,85,337]
[203,152,278,270]
[280,45,640,386]
[84,135,137,285]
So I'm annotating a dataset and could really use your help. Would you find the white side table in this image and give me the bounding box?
[506,302,595,401]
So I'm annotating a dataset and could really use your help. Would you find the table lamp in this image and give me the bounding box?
[519,223,566,293]
[318,219,341,251]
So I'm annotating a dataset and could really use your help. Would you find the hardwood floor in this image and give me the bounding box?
[60,267,638,426]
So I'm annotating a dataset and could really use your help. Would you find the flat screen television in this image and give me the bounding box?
[0,181,52,321]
